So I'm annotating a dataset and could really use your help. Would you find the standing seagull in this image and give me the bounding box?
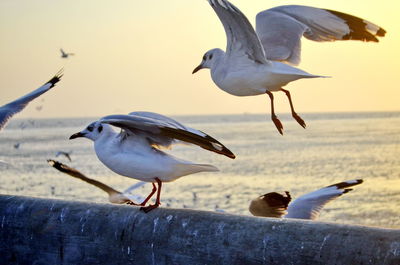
[69,111,235,212]
[249,179,363,220]
[193,0,386,134]
[0,70,63,131]
[60,48,74,59]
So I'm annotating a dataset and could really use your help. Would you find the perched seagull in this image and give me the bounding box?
[0,70,63,131]
[47,160,144,204]
[60,48,74,59]
[193,0,386,134]
[249,179,363,220]
[55,151,72,162]
[69,111,235,212]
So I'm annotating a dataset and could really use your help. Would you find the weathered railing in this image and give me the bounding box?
[0,195,399,265]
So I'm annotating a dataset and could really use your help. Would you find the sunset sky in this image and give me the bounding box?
[0,0,399,118]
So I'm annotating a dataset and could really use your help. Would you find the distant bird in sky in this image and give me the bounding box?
[69,111,235,212]
[249,179,363,220]
[193,0,386,135]
[13,143,20,149]
[48,160,145,204]
[19,122,27,130]
[60,48,74,58]
[55,151,72,162]
[0,70,63,131]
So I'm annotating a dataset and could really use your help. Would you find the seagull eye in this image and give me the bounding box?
[203,55,207,60]
[87,126,94,132]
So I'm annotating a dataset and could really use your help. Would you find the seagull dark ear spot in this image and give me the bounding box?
[98,125,103,133]
[209,54,213,60]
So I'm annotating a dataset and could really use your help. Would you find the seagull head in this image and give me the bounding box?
[192,48,224,74]
[69,121,105,141]
[260,191,291,208]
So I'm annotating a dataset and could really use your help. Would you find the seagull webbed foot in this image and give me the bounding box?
[292,112,306,129]
[271,115,284,135]
[140,204,160,213]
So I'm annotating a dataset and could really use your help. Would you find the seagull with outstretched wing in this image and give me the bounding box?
[60,48,75,58]
[193,0,385,134]
[48,160,144,204]
[0,70,63,131]
[249,179,363,220]
[69,111,235,212]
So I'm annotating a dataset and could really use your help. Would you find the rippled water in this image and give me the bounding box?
[0,112,399,228]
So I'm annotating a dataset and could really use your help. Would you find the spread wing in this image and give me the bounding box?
[0,69,63,131]
[48,159,135,204]
[285,179,363,220]
[208,0,268,64]
[100,112,235,159]
[256,5,386,65]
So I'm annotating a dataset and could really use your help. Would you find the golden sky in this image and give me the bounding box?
[0,0,399,118]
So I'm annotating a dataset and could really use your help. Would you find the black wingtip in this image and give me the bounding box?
[209,138,236,159]
[342,188,353,194]
[328,179,364,189]
[377,27,386,37]
[47,159,63,169]
[47,159,70,174]
[46,68,64,88]
[326,9,386,42]
[222,147,236,159]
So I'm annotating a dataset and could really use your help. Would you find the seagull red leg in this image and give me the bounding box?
[266,91,283,135]
[140,178,162,213]
[280,88,306,129]
[126,182,157,206]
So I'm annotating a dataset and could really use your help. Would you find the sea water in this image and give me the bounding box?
[0,112,399,228]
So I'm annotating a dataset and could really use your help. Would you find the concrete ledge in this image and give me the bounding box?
[0,195,399,265]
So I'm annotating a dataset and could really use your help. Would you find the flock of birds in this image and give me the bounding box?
[1,0,385,218]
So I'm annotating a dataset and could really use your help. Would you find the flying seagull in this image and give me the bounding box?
[249,179,363,220]
[69,111,235,212]
[55,151,72,162]
[47,160,145,204]
[0,70,63,131]
[193,0,385,134]
[60,48,74,58]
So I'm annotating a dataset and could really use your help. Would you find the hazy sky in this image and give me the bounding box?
[0,0,399,118]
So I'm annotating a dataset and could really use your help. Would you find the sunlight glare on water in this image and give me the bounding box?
[0,112,399,228]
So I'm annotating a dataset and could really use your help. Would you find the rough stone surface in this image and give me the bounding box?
[0,195,399,265]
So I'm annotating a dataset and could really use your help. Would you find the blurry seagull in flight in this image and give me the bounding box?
[249,179,363,220]
[48,160,146,204]
[193,0,386,134]
[60,48,74,59]
[0,70,63,131]
[55,151,73,162]
[69,111,235,212]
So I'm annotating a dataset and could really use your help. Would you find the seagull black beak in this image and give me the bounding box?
[192,64,204,74]
[69,132,85,140]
